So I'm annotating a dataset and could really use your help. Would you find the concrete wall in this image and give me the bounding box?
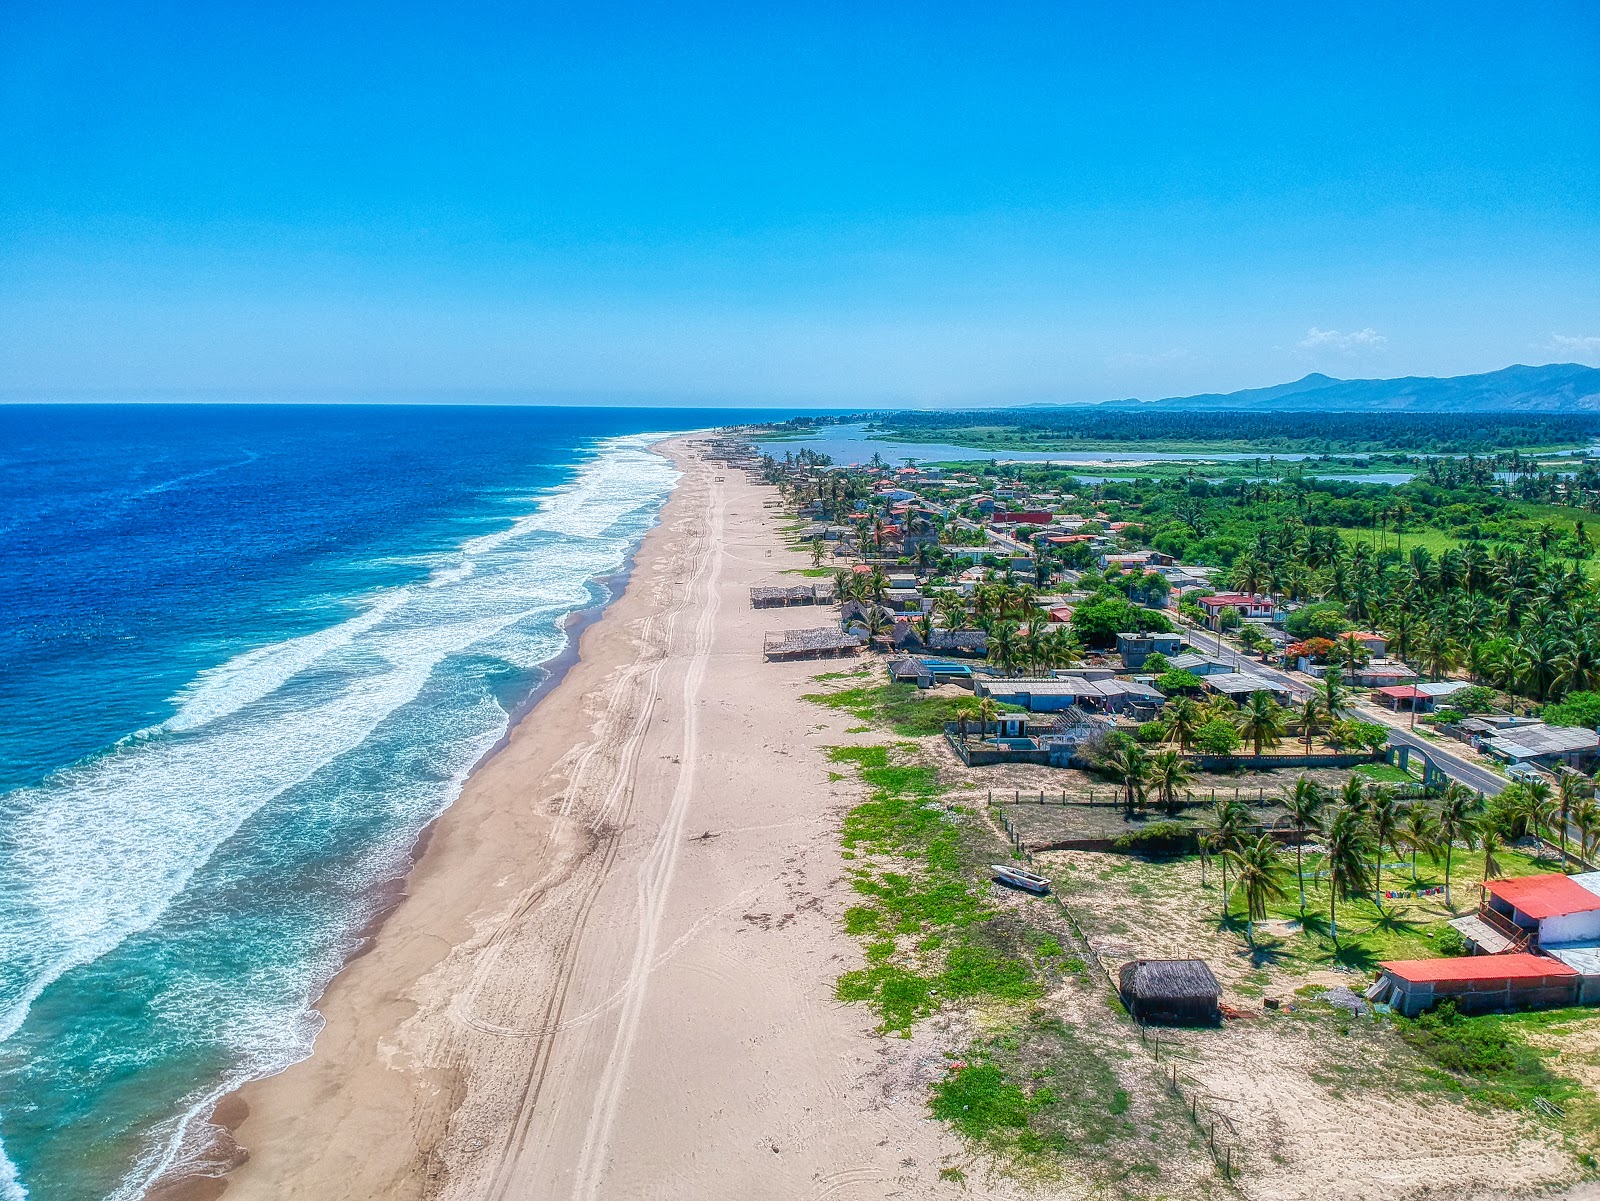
[1389,973,1580,1017]
[1541,911,1600,945]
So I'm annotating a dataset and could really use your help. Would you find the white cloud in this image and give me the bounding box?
[1298,327,1387,352]
[1544,333,1600,358]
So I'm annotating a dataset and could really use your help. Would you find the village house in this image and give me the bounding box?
[1099,550,1174,571]
[1453,874,1600,954]
[1195,592,1277,630]
[1115,631,1185,670]
[1372,680,1473,713]
[993,510,1053,525]
[1346,658,1419,688]
[1478,722,1600,772]
[1372,953,1582,1018]
[1200,671,1300,706]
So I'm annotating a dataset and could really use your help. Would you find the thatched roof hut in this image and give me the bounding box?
[1118,959,1221,1025]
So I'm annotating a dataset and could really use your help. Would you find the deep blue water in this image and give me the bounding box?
[0,405,762,1201]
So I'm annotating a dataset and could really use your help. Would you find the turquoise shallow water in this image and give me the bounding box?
[0,405,762,1200]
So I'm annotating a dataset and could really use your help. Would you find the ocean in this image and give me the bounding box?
[0,404,759,1201]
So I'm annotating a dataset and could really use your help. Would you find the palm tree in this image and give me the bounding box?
[1204,798,1251,912]
[1162,696,1204,751]
[953,700,977,747]
[1320,670,1346,715]
[976,695,999,735]
[1515,778,1555,859]
[1367,787,1404,907]
[1147,750,1193,817]
[1481,822,1506,881]
[1226,834,1289,945]
[1337,775,1370,821]
[1436,783,1483,907]
[1557,772,1589,871]
[1281,777,1324,912]
[860,606,891,640]
[1295,696,1326,754]
[1101,739,1150,819]
[1324,805,1373,945]
[1575,796,1600,866]
[1401,802,1439,882]
[1236,691,1287,756]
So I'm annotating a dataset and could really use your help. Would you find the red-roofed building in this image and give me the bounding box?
[992,510,1052,525]
[1374,684,1425,711]
[1486,874,1600,930]
[1194,593,1276,630]
[1374,952,1579,1016]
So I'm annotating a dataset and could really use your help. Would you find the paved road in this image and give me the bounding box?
[1179,623,1312,701]
[1179,621,1511,797]
[1382,725,1506,797]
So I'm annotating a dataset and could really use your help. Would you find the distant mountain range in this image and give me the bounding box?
[1113,363,1600,412]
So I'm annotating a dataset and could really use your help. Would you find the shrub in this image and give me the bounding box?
[1194,719,1243,755]
[1285,600,1349,640]
[1330,719,1390,753]
[1110,821,1197,857]
[1141,651,1172,674]
[1433,926,1467,957]
[1135,720,1167,744]
[1156,669,1204,695]
[1543,690,1600,730]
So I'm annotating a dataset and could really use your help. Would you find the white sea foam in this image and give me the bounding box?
[0,434,679,1198]
[0,1142,26,1201]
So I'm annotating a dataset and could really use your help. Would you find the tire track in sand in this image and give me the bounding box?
[474,466,721,1201]
[566,472,726,1201]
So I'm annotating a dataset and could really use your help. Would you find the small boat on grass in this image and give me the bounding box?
[990,864,1051,895]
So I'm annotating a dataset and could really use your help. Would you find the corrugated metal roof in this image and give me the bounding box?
[1380,952,1578,983]
[1486,874,1600,920]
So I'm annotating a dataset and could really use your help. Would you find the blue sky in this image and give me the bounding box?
[2,1,1597,406]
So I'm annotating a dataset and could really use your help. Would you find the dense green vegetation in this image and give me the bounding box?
[862,409,1600,454]
[1067,467,1600,707]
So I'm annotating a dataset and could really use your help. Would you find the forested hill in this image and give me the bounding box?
[1134,362,1600,412]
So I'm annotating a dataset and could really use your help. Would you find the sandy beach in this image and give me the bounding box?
[213,437,976,1201]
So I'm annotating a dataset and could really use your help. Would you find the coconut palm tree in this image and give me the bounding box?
[1514,778,1555,859]
[1401,802,1439,882]
[1576,796,1600,866]
[1236,691,1287,756]
[1162,696,1204,751]
[1295,695,1326,755]
[1324,804,1373,945]
[1320,670,1346,716]
[1204,798,1251,912]
[1101,738,1150,819]
[1436,783,1483,907]
[953,700,976,747]
[1147,749,1193,817]
[1481,821,1506,881]
[1557,772,1590,871]
[1367,787,1404,907]
[976,695,999,735]
[1281,777,1324,913]
[860,606,892,640]
[1337,775,1370,821]
[1226,834,1290,945]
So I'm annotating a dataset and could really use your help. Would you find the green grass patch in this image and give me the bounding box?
[1394,1004,1600,1135]
[804,681,1016,737]
[1352,762,1419,784]
[931,1011,1196,1180]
